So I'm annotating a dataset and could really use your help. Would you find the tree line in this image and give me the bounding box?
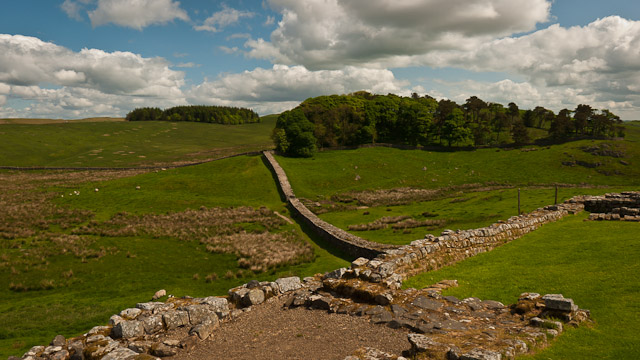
[273,91,624,157]
[126,105,260,125]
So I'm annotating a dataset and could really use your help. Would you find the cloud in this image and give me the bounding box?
[264,15,275,26]
[89,0,189,30]
[188,64,409,114]
[420,16,640,118]
[175,62,200,68]
[194,5,254,32]
[0,34,187,118]
[247,0,551,69]
[61,0,84,21]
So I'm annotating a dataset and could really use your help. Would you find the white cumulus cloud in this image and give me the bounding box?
[89,0,189,30]
[194,6,254,32]
[420,16,640,118]
[188,64,408,114]
[246,0,551,69]
[0,34,187,118]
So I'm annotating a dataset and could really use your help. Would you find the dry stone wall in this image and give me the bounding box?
[584,191,640,221]
[262,150,395,259]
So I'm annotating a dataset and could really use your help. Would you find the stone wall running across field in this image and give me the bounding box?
[262,151,394,259]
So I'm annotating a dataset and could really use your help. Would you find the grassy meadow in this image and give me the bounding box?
[0,149,348,357]
[0,115,277,167]
[1,118,639,358]
[404,214,640,359]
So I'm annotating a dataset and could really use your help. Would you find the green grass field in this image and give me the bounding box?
[317,186,636,245]
[404,214,640,359]
[0,155,349,358]
[0,116,277,167]
[1,118,639,358]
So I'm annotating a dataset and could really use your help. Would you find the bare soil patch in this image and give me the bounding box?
[167,297,410,360]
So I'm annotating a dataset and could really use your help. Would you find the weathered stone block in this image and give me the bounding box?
[412,296,443,311]
[142,314,164,334]
[135,302,164,311]
[199,296,230,318]
[408,333,449,354]
[112,320,144,339]
[182,305,217,326]
[275,276,302,293]
[120,308,142,319]
[460,348,502,360]
[242,288,265,307]
[101,347,139,360]
[189,318,218,340]
[543,294,577,312]
[162,310,190,330]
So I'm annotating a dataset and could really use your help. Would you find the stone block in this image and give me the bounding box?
[120,308,142,319]
[101,347,139,360]
[241,288,265,307]
[189,318,218,340]
[408,333,449,354]
[275,276,302,293]
[142,315,164,334]
[162,310,190,330]
[543,294,577,312]
[460,348,502,360]
[112,320,144,339]
[182,305,218,326]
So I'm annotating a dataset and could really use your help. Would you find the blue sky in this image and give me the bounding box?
[1,0,639,119]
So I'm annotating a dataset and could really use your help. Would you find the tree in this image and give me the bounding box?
[511,119,530,145]
[442,108,471,147]
[549,109,574,140]
[573,104,593,135]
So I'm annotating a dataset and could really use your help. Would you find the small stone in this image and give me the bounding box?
[135,302,164,311]
[128,340,152,354]
[151,343,178,357]
[412,296,443,311]
[163,339,180,347]
[182,305,218,325]
[109,314,124,326]
[275,276,302,293]
[242,288,266,307]
[189,318,218,340]
[460,348,502,360]
[351,257,369,267]
[102,347,139,360]
[325,267,347,279]
[543,294,577,312]
[310,295,331,310]
[162,310,190,330]
[152,289,166,300]
[142,315,164,334]
[120,308,143,319]
[246,279,261,289]
[408,333,449,354]
[112,320,144,339]
[374,293,393,306]
[50,350,70,360]
[371,311,393,324]
[51,335,66,347]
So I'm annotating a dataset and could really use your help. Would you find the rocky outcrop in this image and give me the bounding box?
[263,150,395,258]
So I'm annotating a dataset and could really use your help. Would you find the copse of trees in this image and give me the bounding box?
[273,91,624,157]
[126,105,260,124]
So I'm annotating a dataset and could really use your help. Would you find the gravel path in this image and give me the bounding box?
[168,297,410,360]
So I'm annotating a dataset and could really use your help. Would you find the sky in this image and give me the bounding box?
[0,0,639,119]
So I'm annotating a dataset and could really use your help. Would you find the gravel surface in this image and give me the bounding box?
[168,297,410,360]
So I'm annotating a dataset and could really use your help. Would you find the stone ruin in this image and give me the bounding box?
[12,192,613,360]
[584,191,640,221]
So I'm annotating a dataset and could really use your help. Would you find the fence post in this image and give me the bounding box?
[518,188,521,215]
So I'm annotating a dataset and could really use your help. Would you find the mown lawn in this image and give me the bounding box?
[404,214,640,359]
[0,116,276,167]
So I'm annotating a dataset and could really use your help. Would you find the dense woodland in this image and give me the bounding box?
[126,105,260,124]
[273,92,625,157]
